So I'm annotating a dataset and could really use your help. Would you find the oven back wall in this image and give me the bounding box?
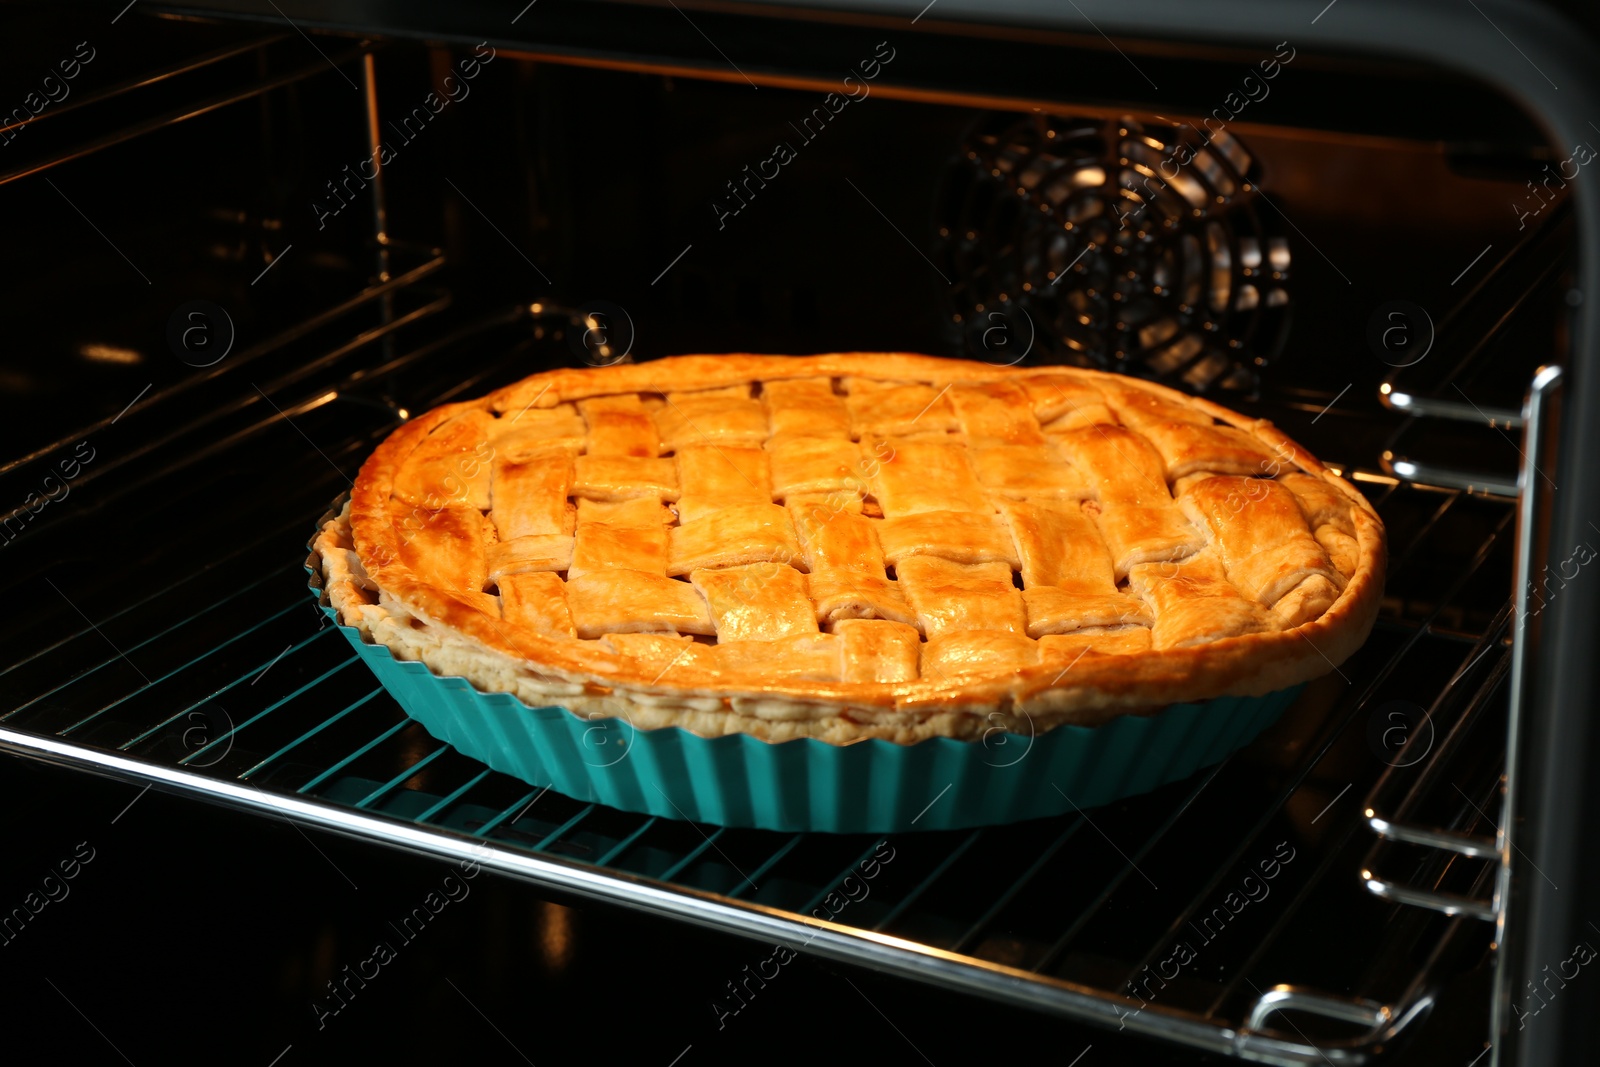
[390,53,1534,394]
[0,12,388,461]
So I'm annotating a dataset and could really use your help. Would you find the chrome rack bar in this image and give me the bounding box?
[1357,639,1510,919]
[0,42,374,188]
[1379,204,1570,428]
[0,284,454,542]
[1383,492,1461,574]
[1213,770,1465,1038]
[949,818,1084,955]
[1490,364,1563,1064]
[0,515,312,678]
[1246,855,1499,1048]
[1380,453,1518,499]
[1362,771,1503,920]
[1381,391,1523,428]
[1362,601,1511,848]
[1248,989,1390,1035]
[0,252,445,480]
[1361,876,1495,921]
[0,34,291,137]
[1369,822,1497,861]
[361,51,397,364]
[1027,761,1223,975]
[0,563,300,723]
[871,829,983,931]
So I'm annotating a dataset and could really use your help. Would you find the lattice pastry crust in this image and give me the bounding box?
[314,354,1385,744]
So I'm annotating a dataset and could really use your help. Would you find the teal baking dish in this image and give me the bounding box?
[306,512,1300,833]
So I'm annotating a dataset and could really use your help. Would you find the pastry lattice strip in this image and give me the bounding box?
[380,369,1353,684]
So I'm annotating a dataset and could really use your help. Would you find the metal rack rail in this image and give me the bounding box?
[0,32,373,188]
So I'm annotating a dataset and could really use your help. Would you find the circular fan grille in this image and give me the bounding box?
[935,114,1292,392]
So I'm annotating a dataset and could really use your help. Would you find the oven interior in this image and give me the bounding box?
[0,6,1577,1064]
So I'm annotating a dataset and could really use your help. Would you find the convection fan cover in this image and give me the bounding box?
[935,114,1292,392]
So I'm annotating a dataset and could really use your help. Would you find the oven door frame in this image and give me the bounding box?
[41,1,1600,1062]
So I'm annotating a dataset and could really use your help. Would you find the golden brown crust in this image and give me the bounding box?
[333,353,1386,741]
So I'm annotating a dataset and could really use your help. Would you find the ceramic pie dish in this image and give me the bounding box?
[307,352,1384,832]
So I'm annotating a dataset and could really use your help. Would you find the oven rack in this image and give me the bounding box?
[1360,602,1511,922]
[1376,207,1573,501]
[0,28,372,190]
[0,304,1512,1066]
[1378,205,1571,430]
[0,20,422,532]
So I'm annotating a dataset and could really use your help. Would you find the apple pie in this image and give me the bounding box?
[313,353,1384,744]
